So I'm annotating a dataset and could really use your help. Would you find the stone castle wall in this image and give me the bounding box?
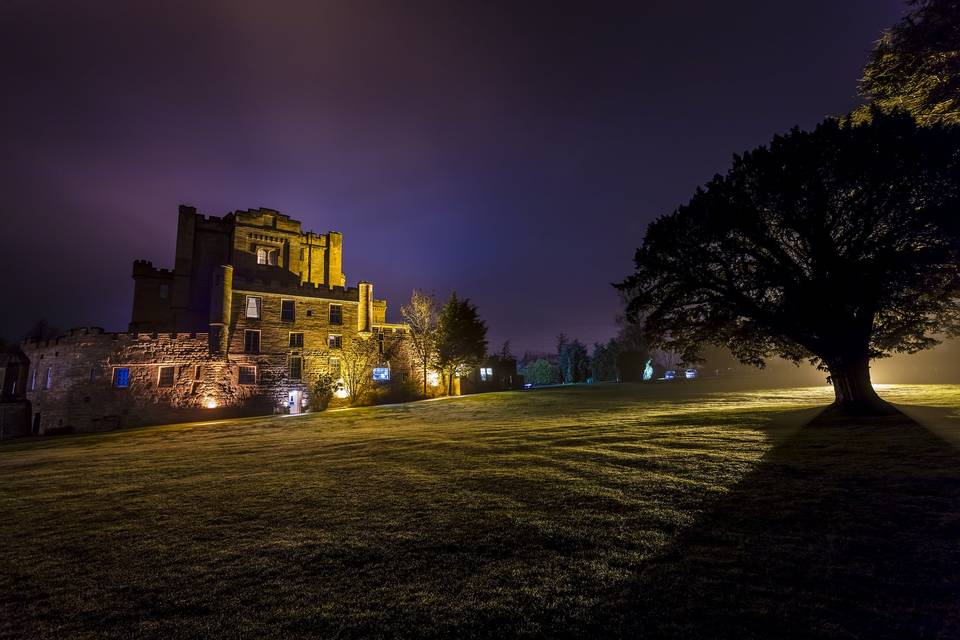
[22,328,278,434]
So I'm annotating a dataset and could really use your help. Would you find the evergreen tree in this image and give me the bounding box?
[434,293,488,395]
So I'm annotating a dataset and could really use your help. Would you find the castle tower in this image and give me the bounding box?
[208,265,233,355]
[357,281,373,333]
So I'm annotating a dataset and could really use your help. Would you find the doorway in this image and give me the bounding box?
[289,390,302,415]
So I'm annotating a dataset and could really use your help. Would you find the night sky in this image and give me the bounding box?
[1,1,903,353]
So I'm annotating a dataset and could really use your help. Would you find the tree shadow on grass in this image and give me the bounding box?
[596,405,960,639]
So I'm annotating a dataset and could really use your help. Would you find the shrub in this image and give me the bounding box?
[369,379,421,406]
[311,372,340,411]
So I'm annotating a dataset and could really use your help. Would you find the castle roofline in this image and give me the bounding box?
[231,275,361,301]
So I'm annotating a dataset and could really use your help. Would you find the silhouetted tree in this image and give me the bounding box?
[611,314,650,382]
[434,293,487,395]
[401,290,438,397]
[647,346,682,371]
[488,340,518,380]
[856,0,960,126]
[617,111,960,414]
[557,338,589,383]
[591,339,620,382]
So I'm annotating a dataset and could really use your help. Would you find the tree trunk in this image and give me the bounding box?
[827,357,895,416]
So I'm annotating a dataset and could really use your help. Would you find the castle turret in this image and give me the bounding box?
[327,231,345,286]
[208,265,233,355]
[357,281,373,333]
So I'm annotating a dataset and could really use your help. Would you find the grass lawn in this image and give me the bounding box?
[2,381,959,639]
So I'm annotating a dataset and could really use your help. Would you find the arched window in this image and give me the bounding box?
[268,249,278,266]
[256,248,267,264]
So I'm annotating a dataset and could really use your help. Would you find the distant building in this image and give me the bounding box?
[458,356,524,395]
[22,206,409,435]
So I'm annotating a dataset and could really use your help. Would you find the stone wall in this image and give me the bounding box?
[22,328,275,434]
[228,288,361,408]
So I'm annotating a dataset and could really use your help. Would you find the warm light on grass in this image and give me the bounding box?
[2,381,959,637]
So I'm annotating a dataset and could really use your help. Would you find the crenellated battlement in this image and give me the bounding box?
[24,327,209,349]
[232,276,360,300]
[132,260,173,277]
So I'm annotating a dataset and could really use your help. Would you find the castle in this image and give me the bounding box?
[15,206,410,435]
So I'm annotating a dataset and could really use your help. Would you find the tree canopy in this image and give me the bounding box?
[856,0,960,126]
[617,111,960,413]
[521,358,559,385]
[434,293,487,394]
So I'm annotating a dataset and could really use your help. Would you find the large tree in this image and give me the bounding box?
[591,339,620,382]
[400,290,438,397]
[856,0,960,126]
[434,293,487,395]
[617,111,960,414]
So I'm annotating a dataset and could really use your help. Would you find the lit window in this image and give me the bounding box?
[244,330,261,354]
[238,366,256,385]
[289,356,302,380]
[329,304,342,325]
[328,334,342,349]
[329,357,340,378]
[113,368,129,388]
[257,248,268,264]
[289,332,304,348]
[480,367,493,382]
[158,366,175,387]
[159,284,169,300]
[372,367,390,381]
[245,296,262,319]
[44,367,53,390]
[281,299,295,322]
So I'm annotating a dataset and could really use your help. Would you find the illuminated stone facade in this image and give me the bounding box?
[23,205,409,434]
